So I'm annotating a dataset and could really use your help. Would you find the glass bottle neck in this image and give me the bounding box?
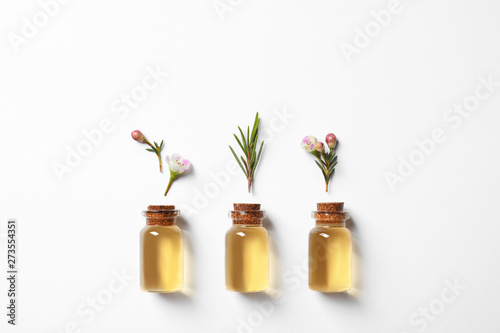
[232,219,263,226]
[315,220,346,227]
[146,217,177,226]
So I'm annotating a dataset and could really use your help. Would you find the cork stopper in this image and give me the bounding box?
[233,203,261,211]
[143,205,179,226]
[230,203,265,225]
[313,202,349,224]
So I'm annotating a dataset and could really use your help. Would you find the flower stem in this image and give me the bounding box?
[156,153,162,173]
[144,140,162,173]
[316,155,331,192]
[164,177,175,196]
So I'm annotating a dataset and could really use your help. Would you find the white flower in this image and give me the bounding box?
[164,153,192,196]
[166,153,191,175]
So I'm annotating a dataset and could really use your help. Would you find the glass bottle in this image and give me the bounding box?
[225,203,268,292]
[309,202,351,292]
[140,205,183,292]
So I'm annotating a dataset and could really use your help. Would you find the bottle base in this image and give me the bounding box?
[309,285,351,293]
[225,286,268,293]
[141,286,183,293]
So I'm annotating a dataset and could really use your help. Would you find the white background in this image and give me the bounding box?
[1,0,500,332]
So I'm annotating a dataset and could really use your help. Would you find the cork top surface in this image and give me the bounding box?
[147,205,175,211]
[317,202,344,211]
[233,203,261,211]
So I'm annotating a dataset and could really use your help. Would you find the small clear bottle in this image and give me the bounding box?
[140,205,183,293]
[225,203,268,292]
[309,202,351,292]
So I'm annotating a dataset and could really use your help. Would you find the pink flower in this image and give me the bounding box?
[131,130,146,143]
[325,133,337,149]
[301,136,317,152]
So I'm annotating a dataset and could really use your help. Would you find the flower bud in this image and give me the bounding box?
[325,133,337,149]
[301,136,317,153]
[315,142,324,152]
[131,130,146,143]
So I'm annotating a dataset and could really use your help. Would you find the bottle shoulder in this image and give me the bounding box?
[309,226,351,237]
[141,225,182,235]
[226,225,268,237]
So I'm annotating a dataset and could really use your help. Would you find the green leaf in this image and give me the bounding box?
[237,126,247,150]
[250,147,256,167]
[250,113,259,143]
[251,141,264,177]
[252,133,259,155]
[233,134,245,152]
[315,160,327,182]
[229,145,247,176]
[246,126,250,148]
[240,156,248,172]
[328,161,338,174]
[256,141,264,164]
[317,157,327,167]
[252,127,259,148]
[145,148,154,152]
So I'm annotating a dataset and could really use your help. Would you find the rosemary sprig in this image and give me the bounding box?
[229,113,264,193]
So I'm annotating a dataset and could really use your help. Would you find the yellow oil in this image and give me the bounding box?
[309,225,351,292]
[225,225,268,292]
[140,225,183,292]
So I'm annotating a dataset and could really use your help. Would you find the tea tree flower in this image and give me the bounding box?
[301,136,317,153]
[228,113,264,193]
[326,133,337,149]
[131,130,146,142]
[164,154,191,196]
[131,130,164,172]
[315,142,324,153]
[301,132,338,192]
